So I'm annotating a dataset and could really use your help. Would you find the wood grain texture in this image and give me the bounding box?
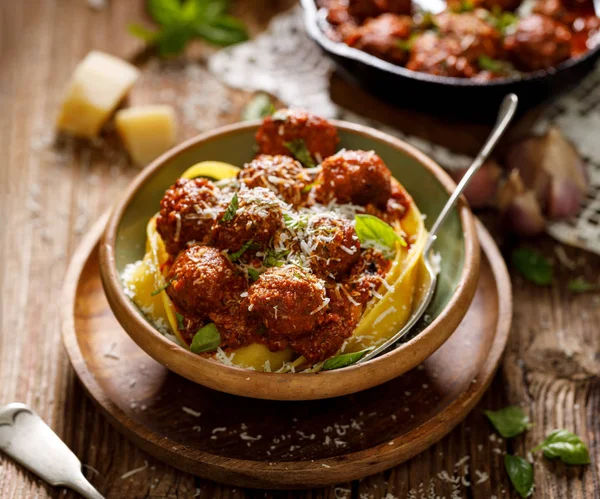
[0,0,599,498]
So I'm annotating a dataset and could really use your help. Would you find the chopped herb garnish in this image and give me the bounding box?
[284,213,309,230]
[264,248,290,268]
[488,7,518,33]
[220,192,238,223]
[478,55,514,74]
[150,276,177,296]
[532,429,590,465]
[511,248,553,286]
[396,33,419,52]
[322,347,374,371]
[229,239,255,261]
[292,271,304,280]
[175,312,185,330]
[190,323,221,353]
[354,214,406,259]
[451,0,475,12]
[301,180,321,194]
[242,93,275,121]
[568,277,598,293]
[285,139,316,168]
[128,0,248,57]
[484,406,532,438]
[504,455,534,498]
[247,267,261,282]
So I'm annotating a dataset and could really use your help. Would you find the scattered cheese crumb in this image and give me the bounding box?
[181,406,201,417]
[120,460,148,479]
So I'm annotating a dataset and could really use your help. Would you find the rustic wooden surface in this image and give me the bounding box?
[1,1,599,498]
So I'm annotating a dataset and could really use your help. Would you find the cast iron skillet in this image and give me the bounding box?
[300,0,600,122]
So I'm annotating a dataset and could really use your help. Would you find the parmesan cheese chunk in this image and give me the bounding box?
[56,51,140,138]
[115,105,177,166]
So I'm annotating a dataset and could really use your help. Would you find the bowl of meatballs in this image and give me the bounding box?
[301,0,600,119]
[99,109,479,401]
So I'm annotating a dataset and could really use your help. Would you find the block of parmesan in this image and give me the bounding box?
[115,105,177,166]
[56,51,140,138]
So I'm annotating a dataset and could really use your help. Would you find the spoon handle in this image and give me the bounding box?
[425,94,519,254]
[0,403,104,499]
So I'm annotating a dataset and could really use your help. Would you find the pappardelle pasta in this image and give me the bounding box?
[122,109,428,372]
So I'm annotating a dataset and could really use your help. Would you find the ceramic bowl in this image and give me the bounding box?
[99,120,480,400]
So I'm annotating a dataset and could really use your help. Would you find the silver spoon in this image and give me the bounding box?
[357,93,519,365]
[0,403,104,499]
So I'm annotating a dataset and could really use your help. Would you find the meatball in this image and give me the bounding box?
[348,0,412,19]
[407,32,478,77]
[213,187,284,254]
[344,14,413,64]
[532,0,585,24]
[504,15,572,71]
[239,155,312,206]
[255,109,340,163]
[435,12,503,60]
[447,0,523,11]
[345,249,394,306]
[315,150,393,208]
[289,314,352,362]
[307,214,361,278]
[156,178,221,256]
[166,246,246,316]
[247,265,328,336]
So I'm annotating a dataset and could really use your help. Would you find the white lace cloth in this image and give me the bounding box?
[209,5,600,255]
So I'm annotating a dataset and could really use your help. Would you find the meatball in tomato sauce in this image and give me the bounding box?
[344,14,413,65]
[213,187,284,255]
[166,246,246,316]
[239,155,312,206]
[156,177,221,256]
[247,265,328,337]
[308,214,361,279]
[255,109,339,163]
[315,150,393,208]
[504,15,572,71]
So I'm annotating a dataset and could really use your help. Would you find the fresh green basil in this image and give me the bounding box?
[247,267,261,282]
[263,248,289,268]
[242,94,275,121]
[322,347,374,371]
[478,56,514,74]
[532,429,590,465]
[285,139,316,168]
[511,248,553,286]
[484,406,532,438]
[504,455,534,498]
[568,277,598,293]
[228,239,254,261]
[220,192,238,223]
[190,323,221,353]
[175,312,185,330]
[128,0,248,57]
[354,214,406,259]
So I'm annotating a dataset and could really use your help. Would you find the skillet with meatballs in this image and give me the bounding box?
[122,110,428,372]
[320,0,599,79]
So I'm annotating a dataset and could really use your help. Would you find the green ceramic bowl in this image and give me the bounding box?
[100,120,480,400]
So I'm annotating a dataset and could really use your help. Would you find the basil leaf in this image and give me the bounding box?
[242,94,275,121]
[396,34,418,52]
[175,312,185,330]
[532,429,590,465]
[157,23,195,56]
[285,139,316,168]
[511,248,553,286]
[128,24,159,42]
[229,239,254,261]
[190,323,221,353]
[264,248,289,268]
[355,214,406,259]
[147,0,182,25]
[504,455,534,498]
[247,268,261,282]
[194,16,248,46]
[568,277,598,293]
[322,347,374,371]
[484,406,531,438]
[220,192,238,223]
[195,0,230,20]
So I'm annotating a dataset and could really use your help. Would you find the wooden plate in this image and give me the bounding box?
[61,215,511,489]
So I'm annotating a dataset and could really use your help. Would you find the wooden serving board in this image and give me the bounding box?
[61,216,512,489]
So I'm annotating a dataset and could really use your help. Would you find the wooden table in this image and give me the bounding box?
[1,1,599,497]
